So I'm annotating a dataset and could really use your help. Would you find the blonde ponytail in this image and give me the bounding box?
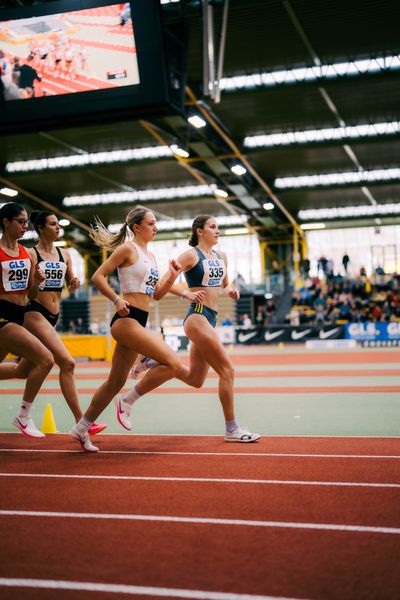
[90,217,128,252]
[90,206,151,252]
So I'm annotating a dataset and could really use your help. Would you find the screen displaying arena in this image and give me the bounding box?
[0,0,170,133]
[1,3,139,100]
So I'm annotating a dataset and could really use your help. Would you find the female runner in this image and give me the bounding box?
[23,210,106,435]
[0,202,54,437]
[69,206,205,452]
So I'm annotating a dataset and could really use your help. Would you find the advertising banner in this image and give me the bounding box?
[345,322,400,342]
[235,325,344,345]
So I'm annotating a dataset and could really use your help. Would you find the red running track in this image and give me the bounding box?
[0,434,399,600]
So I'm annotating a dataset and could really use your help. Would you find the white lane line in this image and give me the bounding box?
[0,473,399,488]
[1,432,399,438]
[0,510,399,535]
[0,448,399,459]
[0,578,306,600]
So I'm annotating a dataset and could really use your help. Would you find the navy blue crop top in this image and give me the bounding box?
[184,247,226,288]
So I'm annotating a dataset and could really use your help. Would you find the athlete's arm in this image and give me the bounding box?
[154,248,198,301]
[26,248,42,300]
[220,251,240,300]
[64,249,80,290]
[153,258,182,301]
[159,249,205,302]
[169,285,206,303]
[91,243,133,314]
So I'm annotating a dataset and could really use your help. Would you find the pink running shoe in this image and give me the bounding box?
[88,423,107,435]
[114,393,132,430]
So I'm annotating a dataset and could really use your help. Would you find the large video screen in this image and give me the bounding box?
[1,3,139,101]
[0,0,172,133]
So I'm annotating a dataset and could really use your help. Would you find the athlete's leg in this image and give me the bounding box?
[134,340,209,396]
[184,315,260,442]
[0,323,54,437]
[184,314,235,421]
[0,356,32,380]
[85,318,188,423]
[0,324,54,405]
[24,312,82,421]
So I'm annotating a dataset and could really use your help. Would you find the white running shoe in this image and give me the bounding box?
[13,416,45,438]
[69,424,99,453]
[114,393,132,430]
[225,427,261,443]
[131,356,159,379]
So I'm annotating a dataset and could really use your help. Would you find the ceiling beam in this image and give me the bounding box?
[185,87,304,238]
[0,175,91,233]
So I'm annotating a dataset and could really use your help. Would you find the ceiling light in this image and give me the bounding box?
[244,120,400,149]
[63,184,213,207]
[18,230,38,240]
[300,223,326,230]
[170,145,190,159]
[224,228,249,235]
[231,164,247,176]
[0,187,18,197]
[275,167,400,189]
[239,197,260,209]
[109,214,247,233]
[263,202,274,210]
[213,188,229,199]
[58,219,70,227]
[188,115,207,128]
[220,54,400,93]
[299,203,400,220]
[6,146,172,174]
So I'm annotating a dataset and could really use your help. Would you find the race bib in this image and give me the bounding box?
[201,258,225,287]
[140,266,159,297]
[38,260,67,290]
[1,258,31,292]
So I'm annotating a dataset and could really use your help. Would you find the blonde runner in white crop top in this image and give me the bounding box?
[117,242,159,297]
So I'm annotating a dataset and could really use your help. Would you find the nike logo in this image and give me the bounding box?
[264,329,285,342]
[238,331,258,342]
[319,328,340,339]
[118,401,125,415]
[16,418,27,430]
[291,329,312,340]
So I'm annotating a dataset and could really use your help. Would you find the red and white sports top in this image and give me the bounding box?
[0,243,31,295]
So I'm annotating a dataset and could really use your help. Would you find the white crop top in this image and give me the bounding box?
[118,242,159,297]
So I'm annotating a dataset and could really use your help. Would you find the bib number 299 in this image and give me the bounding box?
[9,268,29,281]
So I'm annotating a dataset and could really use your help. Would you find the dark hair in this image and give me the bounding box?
[90,206,152,251]
[0,202,26,231]
[30,210,55,235]
[188,215,213,247]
